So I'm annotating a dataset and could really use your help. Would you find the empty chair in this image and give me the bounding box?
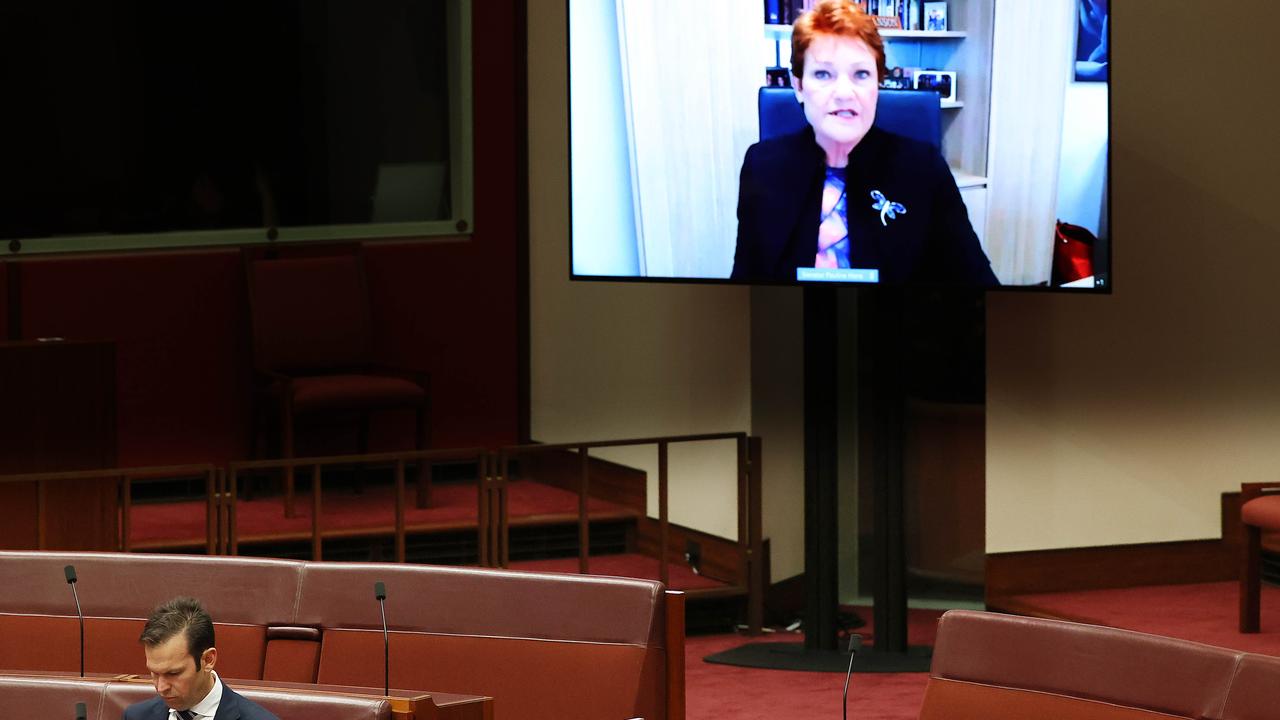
[1240,482,1280,632]
[246,252,431,516]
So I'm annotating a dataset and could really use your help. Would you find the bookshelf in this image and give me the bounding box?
[880,29,967,39]
[765,24,966,40]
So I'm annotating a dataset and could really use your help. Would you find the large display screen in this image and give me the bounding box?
[569,0,1110,290]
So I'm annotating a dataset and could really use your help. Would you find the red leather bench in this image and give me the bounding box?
[0,551,682,720]
[1220,654,1280,720]
[921,610,1280,720]
[0,552,301,679]
[102,679,392,720]
[0,674,392,720]
[0,676,107,720]
[296,562,673,720]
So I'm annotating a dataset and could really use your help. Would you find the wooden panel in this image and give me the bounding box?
[635,517,745,588]
[987,492,1243,604]
[518,449,647,513]
[0,340,118,550]
[518,449,749,589]
[988,540,1235,606]
[905,400,985,586]
[1,260,11,340]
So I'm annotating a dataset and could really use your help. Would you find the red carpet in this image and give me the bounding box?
[688,633,929,719]
[686,607,942,720]
[1008,581,1280,656]
[130,479,634,547]
[684,582,1280,719]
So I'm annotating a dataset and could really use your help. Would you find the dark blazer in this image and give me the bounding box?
[730,125,999,286]
[123,685,279,720]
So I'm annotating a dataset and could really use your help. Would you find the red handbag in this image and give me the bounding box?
[1053,220,1095,285]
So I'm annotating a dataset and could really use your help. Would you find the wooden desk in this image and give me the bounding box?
[0,340,117,550]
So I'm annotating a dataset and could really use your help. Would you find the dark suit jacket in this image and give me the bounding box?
[730,125,999,286]
[123,685,279,720]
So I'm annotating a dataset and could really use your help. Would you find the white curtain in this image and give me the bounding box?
[985,0,1076,286]
[615,0,761,278]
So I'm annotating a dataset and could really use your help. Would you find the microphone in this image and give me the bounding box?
[842,633,862,720]
[64,565,85,678]
[75,702,87,720]
[374,581,389,697]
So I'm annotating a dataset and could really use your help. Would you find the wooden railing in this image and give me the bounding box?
[0,435,765,633]
[497,433,765,633]
[224,447,489,562]
[0,464,219,552]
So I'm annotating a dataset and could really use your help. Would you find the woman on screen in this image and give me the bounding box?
[730,0,998,286]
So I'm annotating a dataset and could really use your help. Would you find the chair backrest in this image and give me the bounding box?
[0,551,675,720]
[0,551,301,679]
[757,86,942,147]
[1221,654,1280,720]
[0,675,393,720]
[295,561,669,720]
[0,676,107,720]
[922,610,1244,720]
[247,254,372,373]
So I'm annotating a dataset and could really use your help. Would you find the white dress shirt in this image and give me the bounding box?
[172,671,223,720]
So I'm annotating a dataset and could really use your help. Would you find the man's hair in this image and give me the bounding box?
[139,596,215,666]
[791,0,887,83]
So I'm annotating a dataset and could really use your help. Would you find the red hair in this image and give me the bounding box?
[791,0,887,83]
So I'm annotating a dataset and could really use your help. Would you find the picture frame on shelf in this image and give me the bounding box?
[766,67,792,88]
[881,66,914,91]
[914,69,956,103]
[924,1,947,31]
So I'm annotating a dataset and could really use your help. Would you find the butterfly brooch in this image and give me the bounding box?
[870,190,906,227]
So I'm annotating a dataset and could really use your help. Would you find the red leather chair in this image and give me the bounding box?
[923,609,1274,720]
[1240,482,1280,632]
[246,252,431,516]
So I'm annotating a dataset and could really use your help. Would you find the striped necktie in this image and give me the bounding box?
[176,711,197,720]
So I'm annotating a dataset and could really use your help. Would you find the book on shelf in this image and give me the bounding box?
[769,0,814,24]
[764,0,923,30]
[868,0,900,17]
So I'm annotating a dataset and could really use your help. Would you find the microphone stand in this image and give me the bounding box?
[65,565,84,678]
[842,634,862,720]
[375,581,389,697]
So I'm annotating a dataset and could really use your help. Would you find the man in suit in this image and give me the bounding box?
[124,596,279,720]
